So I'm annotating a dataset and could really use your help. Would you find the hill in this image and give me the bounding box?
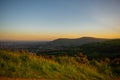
[49,37,109,47]
[38,38,120,59]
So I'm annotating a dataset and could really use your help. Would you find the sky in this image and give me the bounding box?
[0,0,120,41]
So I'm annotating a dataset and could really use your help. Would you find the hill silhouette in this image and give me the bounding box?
[49,37,109,47]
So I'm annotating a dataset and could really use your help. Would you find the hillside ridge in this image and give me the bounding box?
[49,37,109,47]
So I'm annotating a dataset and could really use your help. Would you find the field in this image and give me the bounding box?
[0,50,119,80]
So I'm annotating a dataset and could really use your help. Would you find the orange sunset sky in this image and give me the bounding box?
[0,0,120,41]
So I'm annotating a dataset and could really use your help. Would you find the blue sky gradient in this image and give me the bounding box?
[0,0,120,41]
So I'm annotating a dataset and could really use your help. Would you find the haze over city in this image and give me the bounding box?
[0,0,120,41]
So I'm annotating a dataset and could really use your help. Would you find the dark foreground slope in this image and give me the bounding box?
[0,50,119,80]
[80,39,120,58]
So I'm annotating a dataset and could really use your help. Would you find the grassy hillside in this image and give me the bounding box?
[0,50,119,80]
[80,39,120,58]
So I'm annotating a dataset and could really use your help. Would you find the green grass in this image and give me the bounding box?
[0,50,117,80]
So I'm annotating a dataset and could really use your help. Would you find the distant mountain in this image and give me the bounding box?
[45,38,120,58]
[49,37,109,47]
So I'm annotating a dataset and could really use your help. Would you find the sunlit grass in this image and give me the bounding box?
[0,50,116,80]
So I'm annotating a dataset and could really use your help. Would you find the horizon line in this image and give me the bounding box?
[0,36,120,42]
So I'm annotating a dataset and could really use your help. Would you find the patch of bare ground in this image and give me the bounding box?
[112,77,120,80]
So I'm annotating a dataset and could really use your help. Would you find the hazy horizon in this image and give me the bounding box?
[0,0,120,41]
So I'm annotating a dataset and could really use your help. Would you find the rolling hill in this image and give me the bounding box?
[41,37,120,58]
[49,37,109,47]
